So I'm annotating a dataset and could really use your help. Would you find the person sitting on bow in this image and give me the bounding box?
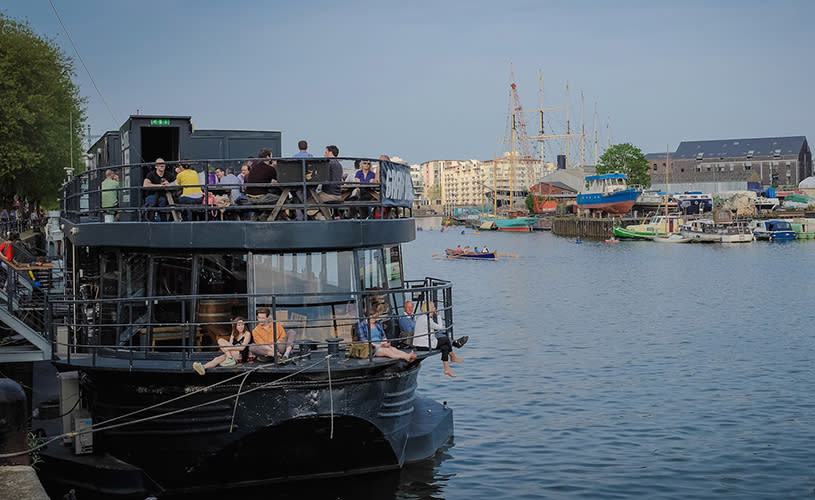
[249,307,294,361]
[193,316,251,375]
[413,301,468,378]
[357,303,416,362]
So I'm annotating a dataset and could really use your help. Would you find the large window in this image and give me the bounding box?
[251,251,358,343]
[252,251,356,301]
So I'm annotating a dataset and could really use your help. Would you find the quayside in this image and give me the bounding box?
[1,115,458,499]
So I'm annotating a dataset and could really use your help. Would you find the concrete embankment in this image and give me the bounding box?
[0,466,50,499]
[1,377,49,498]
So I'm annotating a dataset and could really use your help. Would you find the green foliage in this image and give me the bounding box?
[525,194,534,213]
[597,143,651,189]
[0,14,86,208]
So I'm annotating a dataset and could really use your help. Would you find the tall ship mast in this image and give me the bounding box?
[481,72,538,232]
[2,115,458,498]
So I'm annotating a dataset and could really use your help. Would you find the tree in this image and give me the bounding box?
[525,194,534,213]
[597,143,651,189]
[0,14,86,209]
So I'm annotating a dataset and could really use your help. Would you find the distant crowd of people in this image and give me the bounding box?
[1,196,45,236]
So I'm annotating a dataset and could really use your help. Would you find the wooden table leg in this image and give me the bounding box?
[268,189,291,221]
[309,187,333,220]
[166,192,182,222]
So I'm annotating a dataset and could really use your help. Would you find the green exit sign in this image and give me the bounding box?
[150,119,170,126]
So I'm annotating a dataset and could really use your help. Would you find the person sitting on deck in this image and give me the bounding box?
[413,301,468,378]
[397,300,416,347]
[310,145,344,220]
[455,244,462,253]
[101,169,120,217]
[176,161,204,220]
[143,158,175,221]
[242,148,281,220]
[357,303,416,362]
[249,307,294,361]
[193,317,251,375]
[353,159,377,218]
[482,246,489,253]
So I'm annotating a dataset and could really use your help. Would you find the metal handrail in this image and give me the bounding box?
[62,157,414,223]
[48,278,453,366]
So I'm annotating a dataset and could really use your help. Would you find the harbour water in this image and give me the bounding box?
[43,222,815,500]
[393,223,815,499]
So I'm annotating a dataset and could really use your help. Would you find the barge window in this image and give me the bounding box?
[152,256,193,324]
[252,251,355,299]
[358,248,386,291]
[251,251,357,343]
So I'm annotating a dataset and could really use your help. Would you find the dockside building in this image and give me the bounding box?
[647,136,811,192]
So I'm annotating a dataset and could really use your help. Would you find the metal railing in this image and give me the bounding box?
[45,277,453,370]
[61,157,415,224]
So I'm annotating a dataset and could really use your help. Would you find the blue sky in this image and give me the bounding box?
[4,0,813,165]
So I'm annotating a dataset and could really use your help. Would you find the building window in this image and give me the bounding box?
[680,168,685,172]
[744,164,751,171]
[706,166,711,172]
[729,165,734,171]
[653,163,657,171]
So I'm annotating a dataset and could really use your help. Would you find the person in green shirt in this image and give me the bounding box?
[101,169,120,217]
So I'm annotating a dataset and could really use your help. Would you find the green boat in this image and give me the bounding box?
[613,215,685,240]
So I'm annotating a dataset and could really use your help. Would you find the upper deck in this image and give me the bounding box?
[61,156,416,251]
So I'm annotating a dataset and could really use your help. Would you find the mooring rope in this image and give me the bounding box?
[326,353,334,439]
[0,353,322,459]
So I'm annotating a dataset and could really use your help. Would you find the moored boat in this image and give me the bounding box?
[613,214,685,240]
[673,192,713,214]
[680,219,754,243]
[651,233,691,243]
[748,219,796,240]
[480,214,537,232]
[11,115,460,498]
[576,173,640,215]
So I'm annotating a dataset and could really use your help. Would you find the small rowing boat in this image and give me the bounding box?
[444,248,498,260]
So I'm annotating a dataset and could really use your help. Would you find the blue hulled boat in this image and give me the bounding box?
[576,173,640,215]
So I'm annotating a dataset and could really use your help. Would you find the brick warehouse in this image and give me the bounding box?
[646,136,812,190]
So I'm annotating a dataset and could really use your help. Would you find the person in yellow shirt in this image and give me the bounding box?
[176,162,203,220]
[249,307,294,360]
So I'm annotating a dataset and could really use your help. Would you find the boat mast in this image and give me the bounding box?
[565,81,570,167]
[538,70,545,165]
[593,102,598,167]
[510,110,516,211]
[665,144,670,219]
[493,155,498,216]
[580,91,585,169]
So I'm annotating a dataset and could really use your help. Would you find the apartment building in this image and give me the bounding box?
[420,154,547,210]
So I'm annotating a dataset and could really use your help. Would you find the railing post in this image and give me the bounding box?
[44,294,54,360]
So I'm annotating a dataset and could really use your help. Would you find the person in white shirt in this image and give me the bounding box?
[413,302,467,377]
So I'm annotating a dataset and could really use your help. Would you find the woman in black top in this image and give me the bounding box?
[193,317,251,375]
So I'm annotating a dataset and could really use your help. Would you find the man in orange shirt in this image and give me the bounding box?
[249,306,294,360]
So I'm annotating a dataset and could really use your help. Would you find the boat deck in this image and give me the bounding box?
[55,348,436,374]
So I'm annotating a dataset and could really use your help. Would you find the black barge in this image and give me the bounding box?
[3,116,456,498]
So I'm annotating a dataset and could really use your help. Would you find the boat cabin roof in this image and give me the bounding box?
[585,173,628,181]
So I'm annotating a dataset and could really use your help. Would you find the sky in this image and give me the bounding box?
[4,0,814,166]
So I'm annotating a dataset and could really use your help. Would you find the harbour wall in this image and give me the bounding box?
[552,216,626,239]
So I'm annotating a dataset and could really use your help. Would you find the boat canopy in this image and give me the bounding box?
[585,173,628,181]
